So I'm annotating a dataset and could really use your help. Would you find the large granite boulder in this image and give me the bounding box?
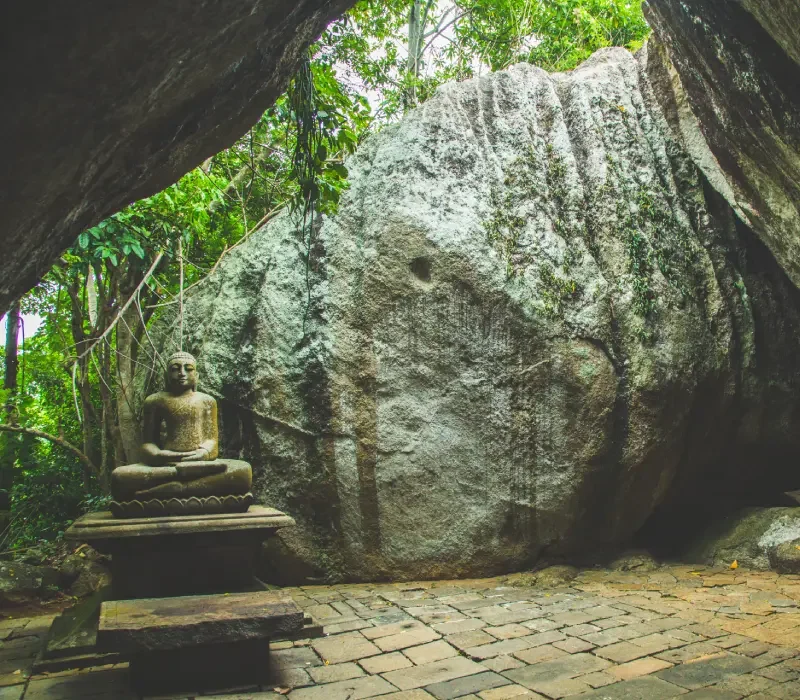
[0,0,355,313]
[161,46,800,582]
[644,0,800,289]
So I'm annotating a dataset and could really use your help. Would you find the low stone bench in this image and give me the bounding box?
[98,590,304,694]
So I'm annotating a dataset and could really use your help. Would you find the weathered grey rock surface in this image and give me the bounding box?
[0,0,355,313]
[645,0,800,289]
[165,45,800,582]
[683,508,800,571]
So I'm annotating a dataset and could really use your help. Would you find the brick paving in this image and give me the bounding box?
[7,565,800,698]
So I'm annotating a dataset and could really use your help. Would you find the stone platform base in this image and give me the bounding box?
[66,506,295,599]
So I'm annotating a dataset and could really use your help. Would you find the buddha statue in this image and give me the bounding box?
[110,351,253,517]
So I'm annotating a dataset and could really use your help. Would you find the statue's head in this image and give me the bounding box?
[165,351,197,394]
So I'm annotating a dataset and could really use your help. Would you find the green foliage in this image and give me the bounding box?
[462,0,651,73]
[322,0,649,119]
[7,458,88,549]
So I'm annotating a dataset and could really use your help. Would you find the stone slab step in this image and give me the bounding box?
[98,590,304,652]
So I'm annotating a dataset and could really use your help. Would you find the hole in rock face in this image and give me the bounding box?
[409,256,432,282]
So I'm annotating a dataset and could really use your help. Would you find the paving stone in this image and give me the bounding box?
[308,661,365,683]
[288,674,399,699]
[656,642,722,664]
[714,672,776,695]
[433,619,487,635]
[480,656,525,673]
[609,657,673,681]
[467,632,566,660]
[663,628,703,642]
[521,619,562,633]
[272,646,323,668]
[376,626,441,652]
[476,608,544,626]
[751,648,799,669]
[271,666,314,688]
[683,624,727,639]
[0,688,22,700]
[580,606,625,621]
[477,685,536,699]
[581,671,618,688]
[381,691,436,699]
[306,603,341,620]
[593,617,631,630]
[654,652,760,690]
[313,633,381,664]
[553,637,595,653]
[731,641,775,657]
[680,690,741,699]
[24,670,136,700]
[512,644,569,665]
[571,676,689,699]
[449,630,497,651]
[503,652,611,692]
[201,691,272,698]
[629,633,684,653]
[755,662,800,682]
[404,641,458,665]
[365,621,431,640]
[425,671,511,699]
[564,624,601,637]
[361,651,414,674]
[324,619,374,635]
[534,677,595,698]
[486,625,534,640]
[709,635,751,649]
[382,656,485,690]
[455,599,506,613]
[594,641,655,663]
[768,682,800,699]
[580,630,629,647]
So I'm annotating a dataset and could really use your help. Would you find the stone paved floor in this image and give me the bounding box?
[8,565,800,699]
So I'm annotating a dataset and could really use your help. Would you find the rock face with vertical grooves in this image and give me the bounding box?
[644,0,800,289]
[166,46,800,581]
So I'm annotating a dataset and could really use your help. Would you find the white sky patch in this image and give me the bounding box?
[1,313,43,342]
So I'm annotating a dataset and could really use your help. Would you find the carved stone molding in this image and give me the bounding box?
[111,493,254,518]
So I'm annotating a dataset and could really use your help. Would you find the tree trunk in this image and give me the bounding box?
[1,301,21,494]
[405,0,423,109]
[3,302,20,423]
[115,286,146,465]
[404,0,435,110]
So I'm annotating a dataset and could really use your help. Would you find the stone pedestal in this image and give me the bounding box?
[65,506,294,598]
[37,506,296,673]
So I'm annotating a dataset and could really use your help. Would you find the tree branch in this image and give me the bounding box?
[74,251,164,362]
[0,425,100,477]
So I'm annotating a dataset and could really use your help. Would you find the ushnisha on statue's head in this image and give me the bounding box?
[165,351,198,394]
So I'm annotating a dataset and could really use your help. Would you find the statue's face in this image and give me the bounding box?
[166,357,197,393]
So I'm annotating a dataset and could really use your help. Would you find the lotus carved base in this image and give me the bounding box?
[110,492,254,518]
